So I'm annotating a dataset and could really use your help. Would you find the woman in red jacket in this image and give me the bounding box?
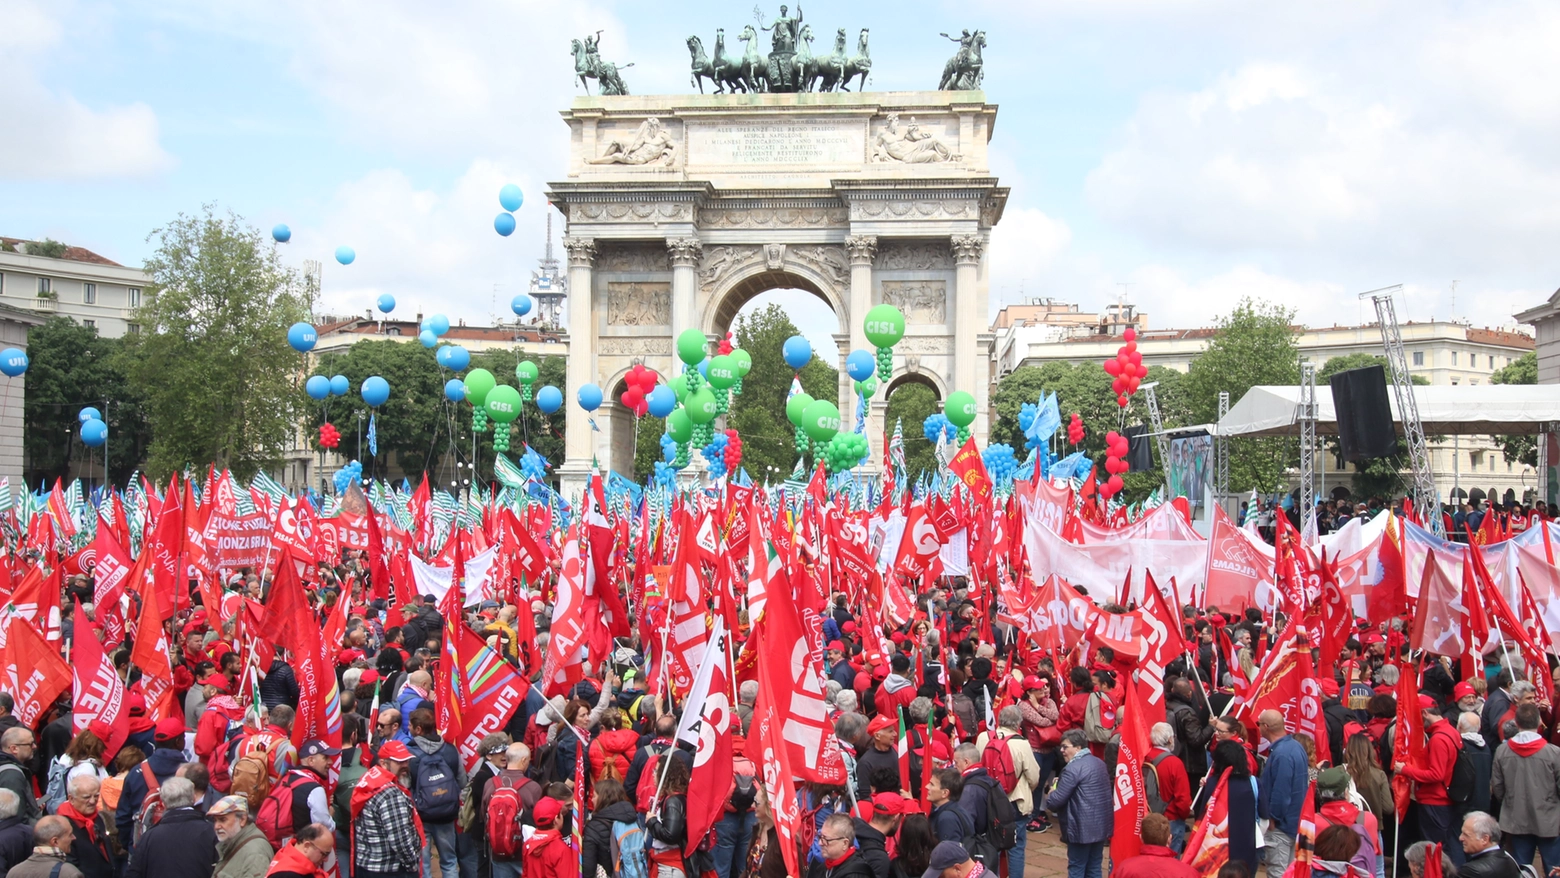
[587,708,639,784]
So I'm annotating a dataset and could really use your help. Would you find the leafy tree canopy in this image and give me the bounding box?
[22,317,150,487]
[726,304,838,482]
[1185,299,1301,492]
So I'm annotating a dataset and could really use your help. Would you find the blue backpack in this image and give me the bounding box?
[412,748,460,822]
[610,818,649,878]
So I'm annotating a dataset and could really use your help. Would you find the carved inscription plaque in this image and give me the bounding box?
[688,119,864,166]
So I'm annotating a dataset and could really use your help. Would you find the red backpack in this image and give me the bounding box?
[486,777,527,861]
[254,771,314,848]
[982,733,1019,794]
[635,750,664,814]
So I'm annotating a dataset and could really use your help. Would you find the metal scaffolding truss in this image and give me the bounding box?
[1299,362,1318,542]
[1365,286,1444,535]
[1216,390,1230,507]
[1142,382,1171,493]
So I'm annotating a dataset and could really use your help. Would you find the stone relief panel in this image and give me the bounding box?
[880,280,947,324]
[570,202,693,223]
[598,337,670,356]
[596,243,671,273]
[869,113,959,164]
[873,240,952,271]
[698,245,764,292]
[587,118,680,167]
[606,282,671,326]
[695,243,848,292]
[895,336,952,355]
[787,245,849,289]
[698,206,849,229]
[850,200,978,222]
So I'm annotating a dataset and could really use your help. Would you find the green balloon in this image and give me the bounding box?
[676,329,708,366]
[666,408,693,443]
[786,392,814,427]
[945,390,977,428]
[731,349,752,376]
[801,399,841,443]
[485,384,523,424]
[685,387,718,424]
[515,361,539,385]
[669,374,689,403]
[464,369,496,406]
[707,355,738,390]
[863,304,906,348]
[855,378,877,398]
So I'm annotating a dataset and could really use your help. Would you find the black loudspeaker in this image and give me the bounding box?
[1330,365,1397,461]
[1122,425,1154,471]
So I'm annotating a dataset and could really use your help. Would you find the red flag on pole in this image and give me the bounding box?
[129,581,176,721]
[71,602,129,758]
[1109,669,1152,862]
[4,613,71,728]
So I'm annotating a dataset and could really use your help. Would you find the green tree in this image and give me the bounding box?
[1185,299,1301,492]
[22,317,151,486]
[1492,351,1538,466]
[884,381,940,482]
[726,305,838,481]
[122,207,309,480]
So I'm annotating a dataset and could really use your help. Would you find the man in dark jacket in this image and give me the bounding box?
[928,769,971,847]
[1320,679,1353,768]
[260,657,300,711]
[1045,730,1112,878]
[809,813,874,878]
[125,777,217,878]
[952,743,992,837]
[0,727,40,823]
[1166,677,1214,789]
[1456,811,1520,878]
[115,719,189,847]
[1482,671,1513,744]
[850,793,902,878]
[0,788,34,874]
[854,715,901,803]
[410,708,468,878]
[58,776,115,878]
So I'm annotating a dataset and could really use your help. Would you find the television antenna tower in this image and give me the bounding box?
[529,213,567,329]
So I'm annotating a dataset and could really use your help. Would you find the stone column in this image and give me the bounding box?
[559,236,597,499]
[667,238,702,343]
[951,234,985,414]
[846,235,879,467]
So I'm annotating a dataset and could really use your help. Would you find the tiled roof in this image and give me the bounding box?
[0,237,122,267]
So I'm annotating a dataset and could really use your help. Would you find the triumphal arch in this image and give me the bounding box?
[547,89,1007,492]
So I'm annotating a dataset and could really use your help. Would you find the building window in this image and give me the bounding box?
[83,283,96,304]
[1490,456,1495,472]
[1451,378,1459,385]
[128,287,141,307]
[1489,355,1496,369]
[1472,379,1479,385]
[126,323,140,334]
[1412,351,1424,366]
[37,277,51,296]
[82,319,94,329]
[1471,452,1480,467]
[1508,460,1514,472]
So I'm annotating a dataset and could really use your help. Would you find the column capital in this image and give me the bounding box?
[562,236,597,267]
[666,237,703,267]
[951,233,985,265]
[845,234,879,266]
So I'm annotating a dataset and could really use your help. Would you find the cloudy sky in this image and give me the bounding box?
[4,0,1556,358]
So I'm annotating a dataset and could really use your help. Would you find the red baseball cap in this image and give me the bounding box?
[1022,675,1045,692]
[827,641,845,654]
[871,792,908,815]
[153,718,185,742]
[360,669,380,685]
[1454,682,1476,700]
[533,797,564,826]
[1318,678,1339,698]
[377,740,415,762]
[867,715,897,736]
[201,674,231,695]
[338,648,365,666]
[1417,694,1439,710]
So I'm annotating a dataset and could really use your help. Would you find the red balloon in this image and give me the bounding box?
[1111,377,1126,394]
[1105,431,1119,444]
[1123,327,1137,342]
[621,388,644,412]
[1117,394,1129,407]
[1125,341,1137,355]
[1107,474,1124,494]
[1103,359,1121,376]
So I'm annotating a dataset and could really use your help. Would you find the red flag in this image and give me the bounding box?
[436,533,466,741]
[1368,514,1407,625]
[1282,781,1319,878]
[1181,771,1231,872]
[129,580,176,721]
[1110,670,1152,862]
[750,619,802,877]
[948,437,992,500]
[675,618,734,856]
[539,527,588,698]
[71,602,129,757]
[365,509,391,602]
[148,472,185,621]
[266,560,330,746]
[1391,660,1425,817]
[450,619,527,771]
[4,614,71,728]
[1409,554,1464,657]
[1203,505,1268,613]
[1232,616,1330,764]
[753,547,846,785]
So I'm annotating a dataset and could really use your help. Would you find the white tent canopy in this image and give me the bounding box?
[1217,384,1560,437]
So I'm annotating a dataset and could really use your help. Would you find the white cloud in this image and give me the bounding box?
[986,206,1075,310]
[284,159,550,324]
[0,0,173,180]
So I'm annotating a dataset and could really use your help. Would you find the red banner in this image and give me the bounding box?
[71,603,128,757]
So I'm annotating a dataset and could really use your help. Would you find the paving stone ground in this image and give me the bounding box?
[1020,828,1104,878]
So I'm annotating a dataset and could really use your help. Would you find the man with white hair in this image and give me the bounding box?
[1146,721,1192,853]
[57,775,114,878]
[1457,810,1520,878]
[0,788,33,874]
[207,796,273,878]
[125,776,219,878]
[736,681,758,735]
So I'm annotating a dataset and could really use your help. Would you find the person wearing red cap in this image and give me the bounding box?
[855,715,901,802]
[1454,681,1483,717]
[350,740,423,878]
[522,796,575,878]
[827,642,855,690]
[1394,695,1464,865]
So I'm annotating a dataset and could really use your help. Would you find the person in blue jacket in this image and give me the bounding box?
[1257,709,1311,878]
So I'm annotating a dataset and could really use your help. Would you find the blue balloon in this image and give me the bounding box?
[329,374,350,396]
[535,385,562,414]
[498,184,524,212]
[0,348,27,378]
[697,359,708,378]
[494,213,516,236]
[782,335,812,370]
[846,349,875,382]
[436,345,471,371]
[271,224,291,243]
[287,322,317,353]
[429,314,451,337]
[419,329,437,348]
[444,379,467,402]
[305,376,330,400]
[78,407,102,424]
[361,376,390,407]
[376,294,396,314]
[511,295,532,317]
[335,246,355,265]
[646,385,676,418]
[577,383,603,412]
[80,419,107,448]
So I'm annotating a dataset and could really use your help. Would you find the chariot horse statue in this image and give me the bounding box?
[571,31,633,96]
[938,29,985,91]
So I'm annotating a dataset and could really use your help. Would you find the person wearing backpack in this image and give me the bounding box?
[483,743,542,878]
[1394,696,1466,867]
[1489,703,1560,875]
[1144,722,1191,854]
[589,708,640,784]
[408,708,467,878]
[255,740,337,850]
[582,778,645,878]
[124,776,218,878]
[0,727,41,824]
[974,707,1039,878]
[711,738,759,878]
[114,719,186,854]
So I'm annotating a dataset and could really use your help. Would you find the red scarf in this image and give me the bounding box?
[267,841,328,878]
[824,851,855,869]
[56,801,97,843]
[349,765,425,844]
